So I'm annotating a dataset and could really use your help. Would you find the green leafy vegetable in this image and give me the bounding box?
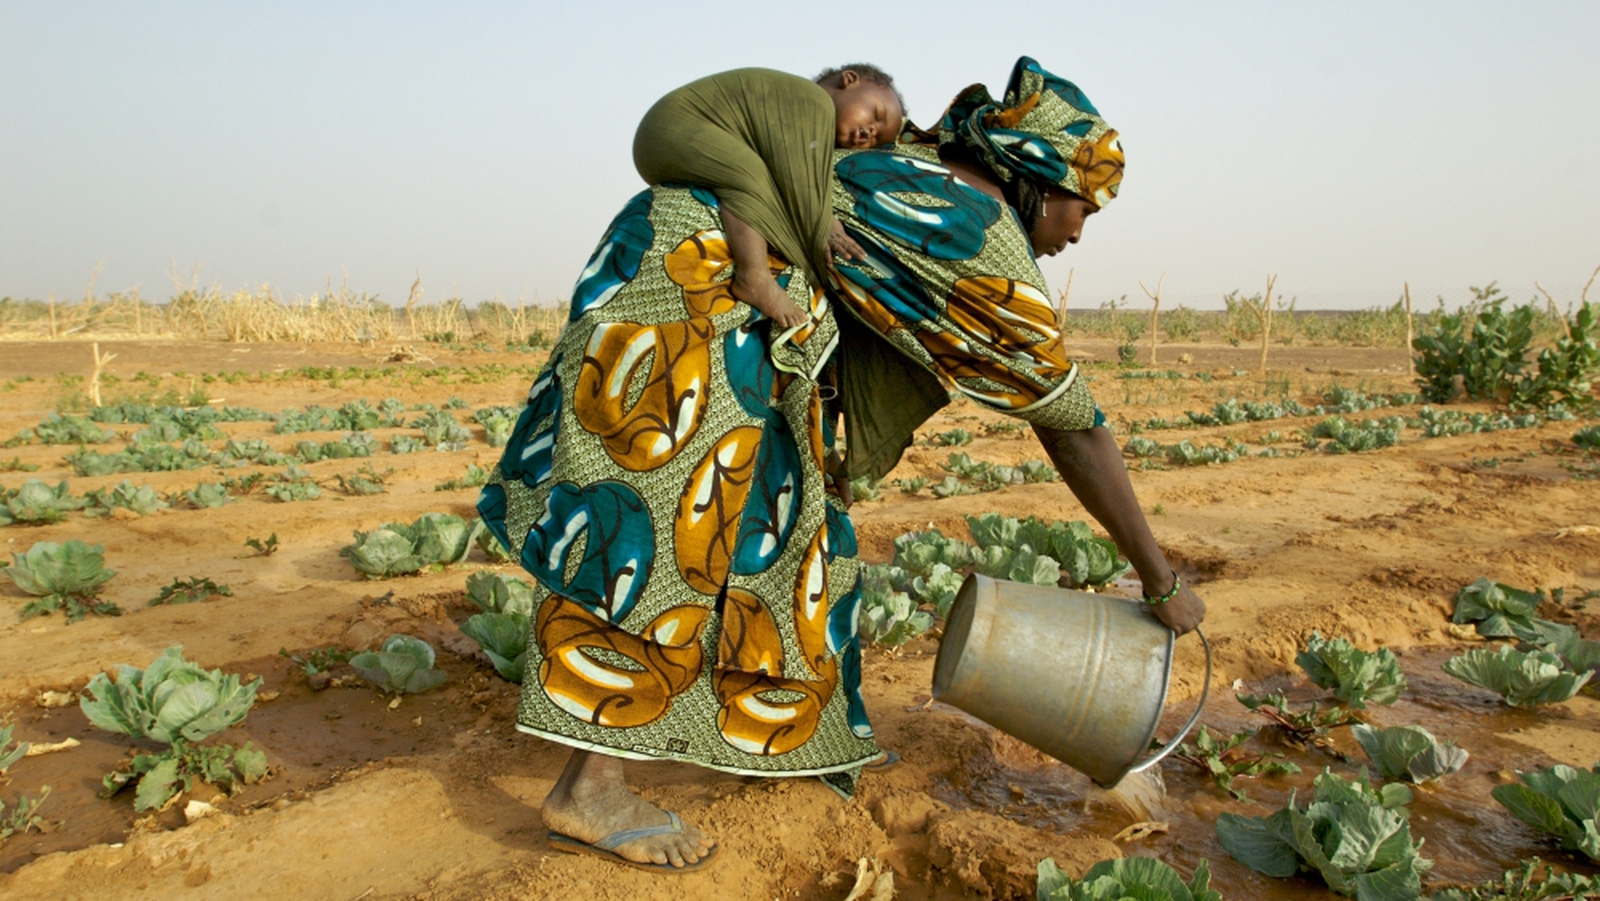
[1426,856,1600,900]
[0,479,86,525]
[1490,764,1600,862]
[1442,645,1592,707]
[80,645,260,744]
[341,513,484,578]
[908,563,964,619]
[83,480,169,517]
[460,613,528,682]
[1036,855,1220,901]
[1236,690,1362,755]
[464,571,536,616]
[5,539,120,622]
[858,565,932,647]
[0,723,27,772]
[474,524,513,563]
[1351,724,1468,784]
[243,533,279,557]
[892,529,976,579]
[1296,632,1407,708]
[182,481,234,508]
[79,646,268,811]
[1,787,51,845]
[349,634,448,694]
[147,576,232,606]
[1172,725,1300,802]
[1217,768,1431,901]
[278,646,353,676]
[1453,578,1547,641]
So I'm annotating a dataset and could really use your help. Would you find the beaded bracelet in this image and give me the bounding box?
[1144,572,1182,606]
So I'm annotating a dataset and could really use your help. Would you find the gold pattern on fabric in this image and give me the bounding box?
[574,319,714,472]
[829,144,1100,443]
[492,185,876,780]
[675,426,762,595]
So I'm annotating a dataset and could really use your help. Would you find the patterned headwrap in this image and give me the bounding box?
[939,56,1124,209]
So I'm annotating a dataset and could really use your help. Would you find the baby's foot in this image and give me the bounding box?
[732,273,809,328]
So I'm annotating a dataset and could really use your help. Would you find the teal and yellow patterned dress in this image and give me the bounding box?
[480,55,1117,794]
[480,184,877,791]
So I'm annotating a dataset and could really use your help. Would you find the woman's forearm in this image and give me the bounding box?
[1033,423,1206,633]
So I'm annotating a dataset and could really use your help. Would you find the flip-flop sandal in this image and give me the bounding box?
[547,810,718,874]
[864,750,901,770]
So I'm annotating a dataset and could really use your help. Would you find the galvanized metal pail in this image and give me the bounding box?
[931,573,1211,787]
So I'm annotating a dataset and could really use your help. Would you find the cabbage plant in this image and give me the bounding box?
[349,634,448,694]
[465,571,536,616]
[1442,645,1591,707]
[858,565,932,647]
[4,539,120,622]
[1352,724,1468,784]
[1426,857,1600,901]
[342,513,483,578]
[83,480,168,517]
[1037,855,1219,901]
[1452,578,1546,641]
[1296,632,1407,708]
[1217,768,1431,901]
[79,646,268,811]
[460,614,528,682]
[1491,764,1600,862]
[0,479,85,526]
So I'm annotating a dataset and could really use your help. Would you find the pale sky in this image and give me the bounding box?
[3,1,1597,312]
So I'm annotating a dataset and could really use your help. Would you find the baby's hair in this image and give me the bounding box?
[814,62,906,114]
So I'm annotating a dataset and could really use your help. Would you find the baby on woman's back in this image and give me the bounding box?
[634,63,905,328]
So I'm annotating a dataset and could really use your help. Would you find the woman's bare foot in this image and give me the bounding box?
[732,271,810,328]
[541,750,716,869]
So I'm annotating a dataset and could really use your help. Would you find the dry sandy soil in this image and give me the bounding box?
[0,338,1597,900]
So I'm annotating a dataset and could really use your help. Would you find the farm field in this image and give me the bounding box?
[1,336,1597,901]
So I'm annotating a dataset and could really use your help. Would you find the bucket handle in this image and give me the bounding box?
[1126,626,1211,776]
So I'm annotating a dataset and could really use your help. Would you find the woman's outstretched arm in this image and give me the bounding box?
[1033,423,1206,634]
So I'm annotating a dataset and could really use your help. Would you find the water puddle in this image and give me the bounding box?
[928,646,1600,898]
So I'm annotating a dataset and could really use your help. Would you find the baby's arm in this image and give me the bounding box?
[827,217,867,265]
[721,208,810,328]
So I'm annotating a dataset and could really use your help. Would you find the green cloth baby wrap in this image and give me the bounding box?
[633,67,836,291]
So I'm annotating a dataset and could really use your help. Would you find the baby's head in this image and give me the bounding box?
[815,63,904,149]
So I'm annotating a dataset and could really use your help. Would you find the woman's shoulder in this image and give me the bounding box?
[831,146,1034,270]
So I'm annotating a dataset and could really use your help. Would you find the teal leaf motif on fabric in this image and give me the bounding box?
[834,151,1000,261]
[1017,56,1100,115]
[501,360,562,490]
[522,480,655,623]
[731,419,801,576]
[825,502,857,562]
[987,129,1069,183]
[570,190,654,321]
[723,324,779,423]
[838,640,873,738]
[827,578,863,657]
[831,228,940,324]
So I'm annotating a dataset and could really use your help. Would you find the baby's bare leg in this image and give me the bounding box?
[720,209,809,328]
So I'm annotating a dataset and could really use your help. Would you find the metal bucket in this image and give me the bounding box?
[931,573,1210,787]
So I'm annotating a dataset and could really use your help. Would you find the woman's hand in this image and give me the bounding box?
[827,217,866,264]
[1150,582,1205,636]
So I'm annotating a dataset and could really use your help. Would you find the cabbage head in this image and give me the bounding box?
[79,645,260,745]
[5,539,116,598]
[460,613,529,682]
[350,634,448,694]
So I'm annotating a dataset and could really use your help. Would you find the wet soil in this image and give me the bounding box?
[0,338,1597,900]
